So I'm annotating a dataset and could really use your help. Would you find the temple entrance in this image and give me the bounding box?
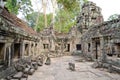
[95,41,100,59]
[66,44,70,52]
[114,43,120,57]
[76,44,81,50]
[92,38,101,59]
[0,43,5,65]
[25,44,29,56]
[14,43,21,59]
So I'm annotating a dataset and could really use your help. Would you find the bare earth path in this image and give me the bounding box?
[28,56,120,80]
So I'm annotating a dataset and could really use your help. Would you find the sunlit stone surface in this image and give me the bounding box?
[28,56,120,80]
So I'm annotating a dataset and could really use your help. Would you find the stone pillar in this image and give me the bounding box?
[51,39,55,51]
[20,41,25,58]
[28,43,31,56]
[34,43,38,57]
[31,43,34,56]
[32,43,35,57]
[100,37,106,62]
[70,41,73,52]
[3,43,6,63]
[4,43,12,66]
[29,43,32,56]
[91,40,94,59]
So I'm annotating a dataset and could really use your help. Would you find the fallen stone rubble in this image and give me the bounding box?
[0,55,51,80]
[92,57,120,74]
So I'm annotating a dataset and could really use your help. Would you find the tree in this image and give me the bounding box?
[26,12,52,32]
[54,9,76,32]
[57,0,80,12]
[108,14,120,21]
[54,0,87,33]
[5,0,87,33]
[5,0,33,15]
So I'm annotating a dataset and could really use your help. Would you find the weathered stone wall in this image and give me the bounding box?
[39,26,82,56]
[39,27,55,56]
[77,1,103,33]
[68,26,82,55]
[81,18,120,59]
[75,1,120,65]
[0,7,42,72]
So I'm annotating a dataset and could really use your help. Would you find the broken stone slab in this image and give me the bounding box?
[23,67,30,74]
[12,72,23,79]
[45,57,51,65]
[24,64,35,75]
[68,62,75,71]
[36,57,43,64]
[92,61,102,68]
[14,63,25,72]
[102,63,111,68]
[6,76,12,80]
[111,65,120,73]
[37,60,43,66]
[31,62,38,70]
[28,68,35,75]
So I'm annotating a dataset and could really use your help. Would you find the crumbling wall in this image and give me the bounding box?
[0,7,41,69]
[76,1,103,33]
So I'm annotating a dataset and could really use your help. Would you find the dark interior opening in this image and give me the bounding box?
[31,44,33,47]
[95,41,100,59]
[35,43,37,47]
[67,44,70,52]
[76,44,81,50]
[43,44,49,49]
[91,8,96,11]
[0,43,5,65]
[25,44,29,56]
[114,43,120,57]
[88,43,91,52]
[14,43,21,59]
[91,17,96,19]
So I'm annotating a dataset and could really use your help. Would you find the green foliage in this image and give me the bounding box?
[54,9,76,33]
[57,0,80,12]
[54,0,87,33]
[26,12,52,32]
[5,0,33,15]
[83,0,88,3]
[5,0,87,33]
[108,14,119,21]
[5,0,19,14]
[19,0,33,17]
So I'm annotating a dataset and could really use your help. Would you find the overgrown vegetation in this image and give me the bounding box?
[108,14,120,21]
[5,0,33,16]
[26,12,52,32]
[5,0,87,33]
[54,0,81,32]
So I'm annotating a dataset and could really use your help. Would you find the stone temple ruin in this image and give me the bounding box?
[77,1,120,73]
[0,1,120,80]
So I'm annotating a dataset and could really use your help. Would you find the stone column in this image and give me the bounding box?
[3,43,6,63]
[27,43,31,56]
[5,43,12,66]
[34,43,38,57]
[91,39,96,59]
[100,37,106,62]
[91,39,94,59]
[32,43,35,57]
[51,39,55,51]
[20,41,25,58]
